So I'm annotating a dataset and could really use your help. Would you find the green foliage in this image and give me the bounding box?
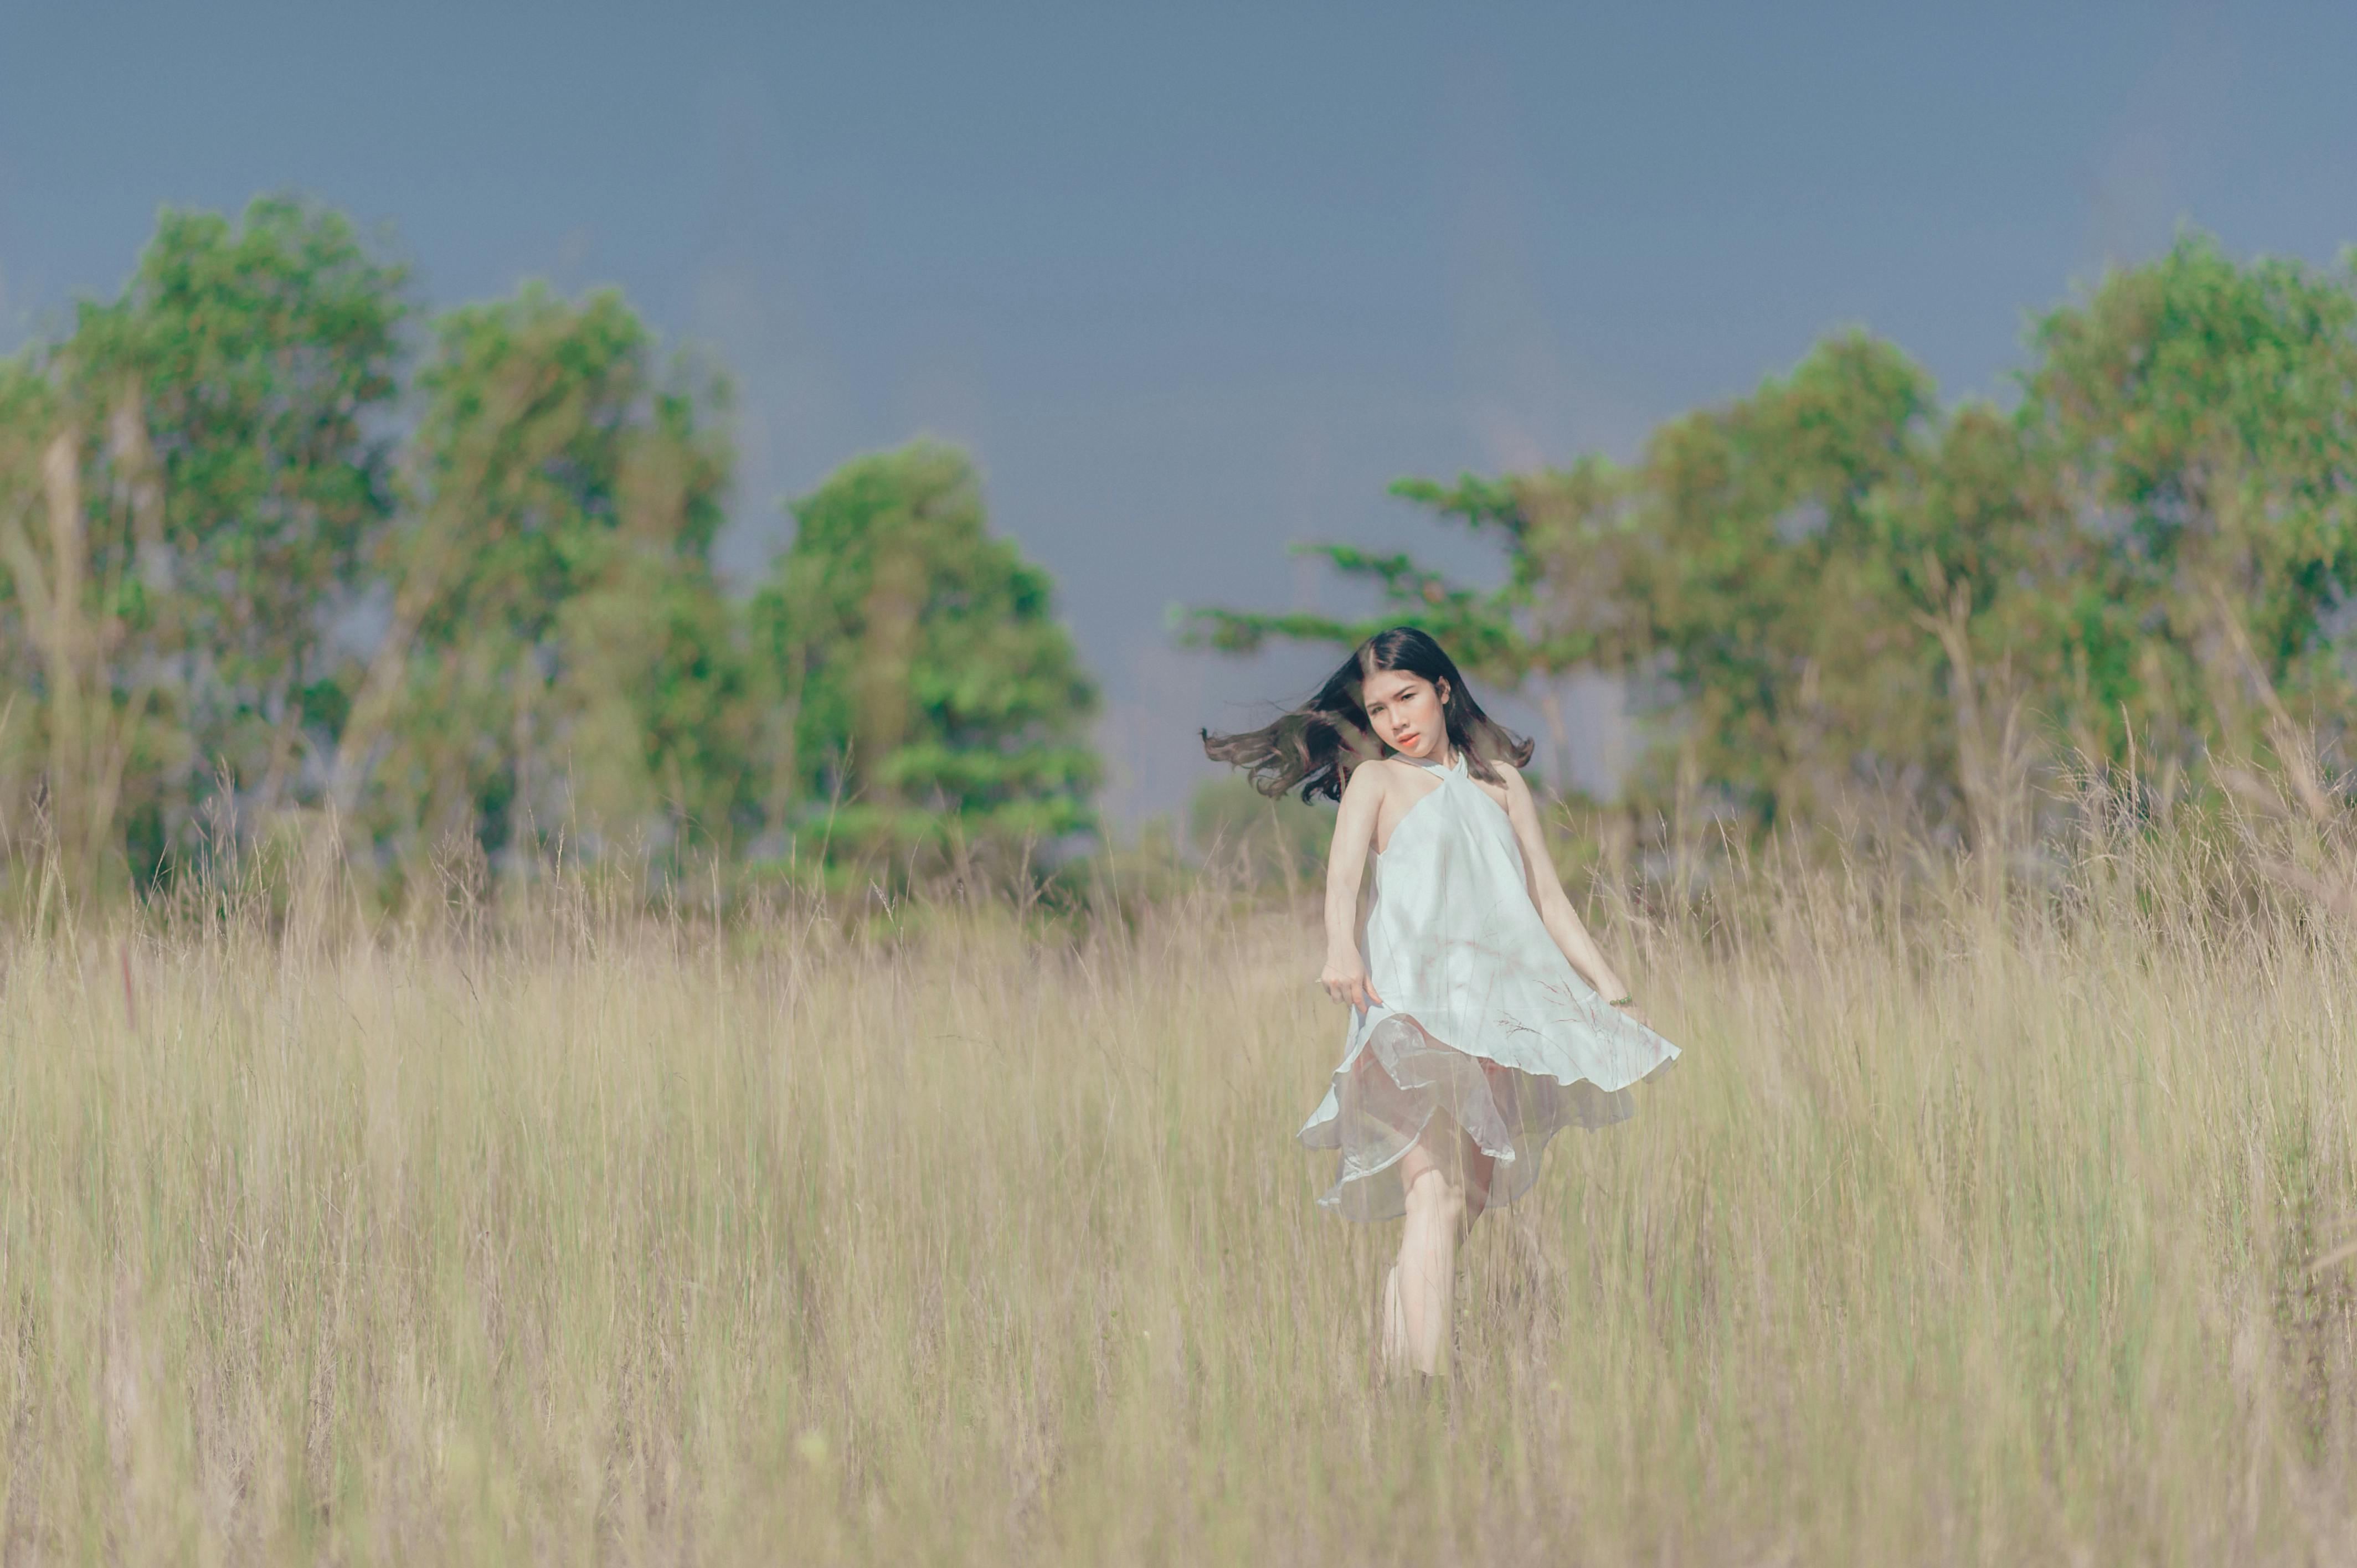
[749,442,1099,875]
[0,202,1106,906]
[351,284,745,866]
[1618,332,1942,825]
[2021,235,2357,762]
[88,197,406,790]
[1190,238,2357,847]
[42,193,2357,896]
[0,195,409,901]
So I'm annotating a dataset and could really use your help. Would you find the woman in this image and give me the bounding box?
[1204,627,1677,1377]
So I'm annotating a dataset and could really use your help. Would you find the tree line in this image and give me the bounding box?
[1193,234,2357,857]
[0,197,1097,910]
[11,199,2350,912]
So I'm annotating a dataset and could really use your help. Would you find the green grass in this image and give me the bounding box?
[0,847,2351,1563]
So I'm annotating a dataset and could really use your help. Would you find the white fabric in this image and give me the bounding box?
[1298,750,1679,1221]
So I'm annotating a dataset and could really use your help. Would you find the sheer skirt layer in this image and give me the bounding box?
[1298,1012,1660,1223]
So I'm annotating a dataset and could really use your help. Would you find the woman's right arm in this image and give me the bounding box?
[1319,767,1385,1011]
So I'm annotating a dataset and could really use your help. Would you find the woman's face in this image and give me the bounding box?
[1362,668,1450,760]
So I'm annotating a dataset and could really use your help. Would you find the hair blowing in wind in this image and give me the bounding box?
[1200,626,1534,802]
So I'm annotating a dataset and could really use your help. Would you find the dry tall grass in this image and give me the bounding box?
[0,822,2353,1564]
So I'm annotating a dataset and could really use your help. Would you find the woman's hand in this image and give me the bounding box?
[1319,953,1383,1012]
[1611,999,1657,1031]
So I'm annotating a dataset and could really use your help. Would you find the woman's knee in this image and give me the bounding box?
[1403,1165,1466,1227]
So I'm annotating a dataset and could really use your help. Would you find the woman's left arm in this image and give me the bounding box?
[1497,766,1639,1011]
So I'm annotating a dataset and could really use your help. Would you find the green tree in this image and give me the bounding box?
[1862,400,2067,850]
[74,197,408,822]
[1612,332,1940,829]
[0,363,161,906]
[2018,234,2357,772]
[1191,243,2357,849]
[1183,335,1941,823]
[749,441,1099,876]
[339,283,744,871]
[0,195,408,899]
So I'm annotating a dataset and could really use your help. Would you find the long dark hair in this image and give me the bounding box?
[1201,626,1533,803]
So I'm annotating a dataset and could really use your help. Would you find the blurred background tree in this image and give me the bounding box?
[336,283,743,886]
[11,195,2357,909]
[748,440,1099,885]
[1191,238,2357,858]
[2020,236,2357,776]
[0,199,1102,911]
[0,195,407,904]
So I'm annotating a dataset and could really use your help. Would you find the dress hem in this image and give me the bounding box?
[1298,1009,1676,1224]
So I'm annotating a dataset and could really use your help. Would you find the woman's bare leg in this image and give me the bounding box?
[1398,1162,1464,1376]
[1384,1120,1473,1377]
[1380,1259,1411,1371]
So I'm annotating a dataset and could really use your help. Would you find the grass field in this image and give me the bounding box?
[0,834,2353,1564]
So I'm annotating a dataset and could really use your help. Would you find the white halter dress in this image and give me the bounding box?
[1299,751,1679,1221]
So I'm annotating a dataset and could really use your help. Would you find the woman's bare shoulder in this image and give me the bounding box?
[1349,757,1432,809]
[1340,759,1402,801]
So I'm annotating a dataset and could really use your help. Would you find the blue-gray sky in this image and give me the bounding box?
[4,2,2352,821]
